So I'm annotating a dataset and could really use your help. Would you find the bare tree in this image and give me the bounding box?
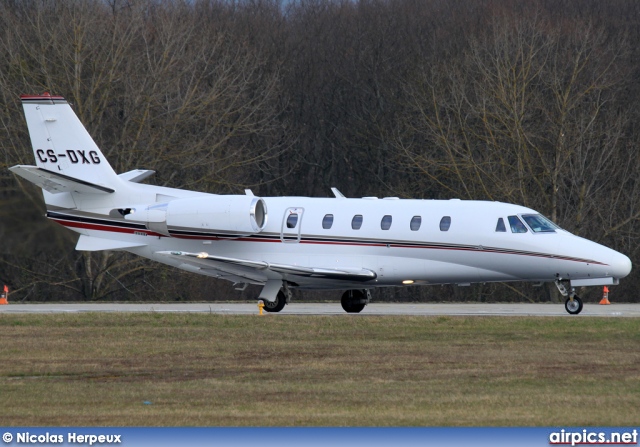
[0,0,291,300]
[398,10,634,230]
[1,0,639,302]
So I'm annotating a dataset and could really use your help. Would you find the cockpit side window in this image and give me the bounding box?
[521,214,558,233]
[495,218,506,232]
[508,215,528,233]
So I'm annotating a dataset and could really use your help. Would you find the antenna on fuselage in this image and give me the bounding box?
[331,187,346,199]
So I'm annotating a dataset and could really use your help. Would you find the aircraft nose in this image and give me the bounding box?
[609,251,632,279]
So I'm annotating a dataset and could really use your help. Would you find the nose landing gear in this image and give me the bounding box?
[564,295,583,315]
[555,280,583,315]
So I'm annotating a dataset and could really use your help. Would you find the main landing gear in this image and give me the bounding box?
[262,290,287,313]
[555,280,584,315]
[258,281,372,314]
[340,289,371,313]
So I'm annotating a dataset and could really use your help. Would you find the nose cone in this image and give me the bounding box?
[610,251,632,279]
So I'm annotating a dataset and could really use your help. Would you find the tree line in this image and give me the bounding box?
[1,0,639,303]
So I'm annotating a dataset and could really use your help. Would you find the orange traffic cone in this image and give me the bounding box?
[599,286,611,305]
[0,285,8,305]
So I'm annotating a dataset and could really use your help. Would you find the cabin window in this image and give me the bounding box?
[521,214,558,233]
[495,218,506,232]
[439,216,451,231]
[352,214,363,230]
[381,215,392,230]
[508,215,528,233]
[410,216,422,231]
[286,213,299,229]
[322,214,334,229]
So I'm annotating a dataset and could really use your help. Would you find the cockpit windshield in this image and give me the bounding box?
[521,214,559,233]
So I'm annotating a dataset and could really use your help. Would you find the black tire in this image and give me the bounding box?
[564,296,583,315]
[263,290,286,313]
[341,290,366,313]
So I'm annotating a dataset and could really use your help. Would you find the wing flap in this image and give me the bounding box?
[156,251,377,282]
[177,263,261,284]
[10,165,115,194]
[156,251,268,283]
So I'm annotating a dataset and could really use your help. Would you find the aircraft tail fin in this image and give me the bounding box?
[16,93,119,198]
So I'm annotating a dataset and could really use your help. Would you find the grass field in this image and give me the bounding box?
[0,313,638,426]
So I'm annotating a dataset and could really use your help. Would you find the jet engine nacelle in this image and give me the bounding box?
[166,195,267,236]
[124,195,267,237]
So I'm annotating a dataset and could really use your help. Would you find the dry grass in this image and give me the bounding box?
[0,313,638,426]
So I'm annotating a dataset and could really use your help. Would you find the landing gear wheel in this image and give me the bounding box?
[263,290,286,313]
[341,290,366,313]
[564,296,583,315]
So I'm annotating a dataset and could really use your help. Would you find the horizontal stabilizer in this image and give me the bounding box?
[76,235,146,251]
[10,165,115,194]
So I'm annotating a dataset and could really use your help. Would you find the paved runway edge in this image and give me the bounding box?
[1,302,639,317]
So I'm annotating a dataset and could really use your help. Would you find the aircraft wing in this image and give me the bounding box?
[155,251,377,282]
[10,165,114,194]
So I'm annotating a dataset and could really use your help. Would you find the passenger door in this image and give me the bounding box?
[281,207,304,243]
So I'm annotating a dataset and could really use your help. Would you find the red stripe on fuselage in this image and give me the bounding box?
[50,218,607,266]
[50,218,165,238]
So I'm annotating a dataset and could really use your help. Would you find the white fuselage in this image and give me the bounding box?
[46,183,632,291]
[12,93,632,313]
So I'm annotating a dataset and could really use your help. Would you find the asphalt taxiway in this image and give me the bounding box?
[1,302,639,316]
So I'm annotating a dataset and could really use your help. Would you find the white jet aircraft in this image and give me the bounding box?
[10,93,632,314]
